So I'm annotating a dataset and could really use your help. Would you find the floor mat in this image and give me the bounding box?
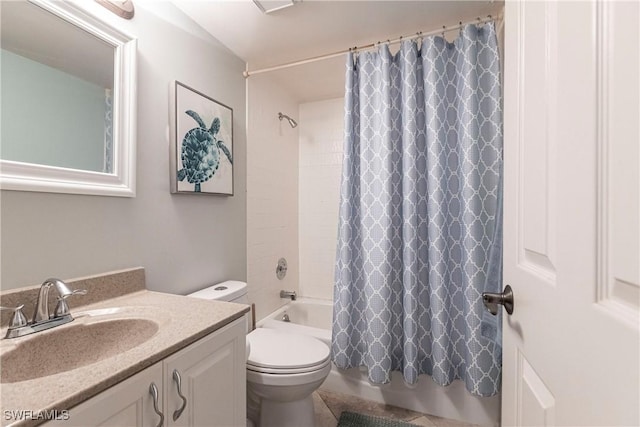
[337,411,419,427]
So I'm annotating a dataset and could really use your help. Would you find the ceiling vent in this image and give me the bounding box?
[252,0,296,14]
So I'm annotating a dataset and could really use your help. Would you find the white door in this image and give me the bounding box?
[502,1,639,426]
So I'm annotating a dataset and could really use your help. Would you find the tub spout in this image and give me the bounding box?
[280,290,297,301]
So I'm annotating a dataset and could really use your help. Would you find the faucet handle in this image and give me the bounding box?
[53,289,87,318]
[1,305,28,329]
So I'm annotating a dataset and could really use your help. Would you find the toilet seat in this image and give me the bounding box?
[246,328,330,374]
[246,360,332,387]
[247,358,330,375]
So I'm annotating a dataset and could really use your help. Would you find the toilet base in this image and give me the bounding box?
[259,395,314,427]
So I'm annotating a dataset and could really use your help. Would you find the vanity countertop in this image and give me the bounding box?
[0,288,249,427]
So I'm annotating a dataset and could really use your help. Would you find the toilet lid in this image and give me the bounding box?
[246,328,330,370]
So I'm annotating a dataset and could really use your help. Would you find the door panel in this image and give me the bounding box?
[516,350,555,427]
[596,0,640,321]
[503,1,639,426]
[519,1,558,280]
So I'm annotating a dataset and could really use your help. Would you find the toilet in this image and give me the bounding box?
[188,281,331,427]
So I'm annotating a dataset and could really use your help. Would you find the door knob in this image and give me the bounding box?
[482,285,514,315]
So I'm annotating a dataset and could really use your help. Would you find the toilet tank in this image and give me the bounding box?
[188,280,249,304]
[188,281,251,332]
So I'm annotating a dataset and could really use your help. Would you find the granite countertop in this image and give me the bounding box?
[0,269,249,427]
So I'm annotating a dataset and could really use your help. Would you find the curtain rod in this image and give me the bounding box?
[243,15,496,78]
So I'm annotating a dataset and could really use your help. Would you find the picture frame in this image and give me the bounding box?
[170,81,233,195]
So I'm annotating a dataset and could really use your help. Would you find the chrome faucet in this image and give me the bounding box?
[279,290,297,301]
[1,278,86,339]
[33,278,84,323]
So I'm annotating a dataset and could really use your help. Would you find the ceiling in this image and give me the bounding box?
[173,0,503,103]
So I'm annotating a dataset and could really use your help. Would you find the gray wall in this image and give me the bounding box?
[0,4,247,294]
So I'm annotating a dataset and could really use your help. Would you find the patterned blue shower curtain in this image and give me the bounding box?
[332,23,502,397]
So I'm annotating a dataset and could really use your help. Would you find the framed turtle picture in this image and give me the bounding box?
[170,81,233,195]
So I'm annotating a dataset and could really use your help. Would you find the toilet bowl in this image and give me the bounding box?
[189,281,331,427]
[246,328,331,427]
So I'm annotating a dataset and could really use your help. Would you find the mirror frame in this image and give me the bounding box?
[0,0,137,197]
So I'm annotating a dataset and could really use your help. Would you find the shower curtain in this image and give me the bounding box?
[332,23,502,397]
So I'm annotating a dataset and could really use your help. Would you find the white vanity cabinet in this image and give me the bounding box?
[45,362,164,427]
[163,317,246,427]
[44,318,246,427]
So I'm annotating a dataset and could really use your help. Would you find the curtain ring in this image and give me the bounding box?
[441,25,446,38]
[351,48,359,65]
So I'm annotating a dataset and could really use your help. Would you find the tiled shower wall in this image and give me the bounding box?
[298,98,344,301]
[247,74,299,320]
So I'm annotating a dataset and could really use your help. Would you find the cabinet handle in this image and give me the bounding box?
[172,369,188,421]
[149,382,164,427]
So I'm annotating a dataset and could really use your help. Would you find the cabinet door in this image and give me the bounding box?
[164,318,246,427]
[45,363,164,427]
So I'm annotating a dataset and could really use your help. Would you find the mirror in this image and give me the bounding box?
[0,0,136,197]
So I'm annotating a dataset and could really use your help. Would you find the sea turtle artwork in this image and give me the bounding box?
[177,110,233,192]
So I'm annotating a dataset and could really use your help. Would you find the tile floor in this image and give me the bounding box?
[313,389,479,427]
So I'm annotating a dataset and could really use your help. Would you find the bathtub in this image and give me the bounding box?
[258,298,500,427]
[257,298,332,346]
